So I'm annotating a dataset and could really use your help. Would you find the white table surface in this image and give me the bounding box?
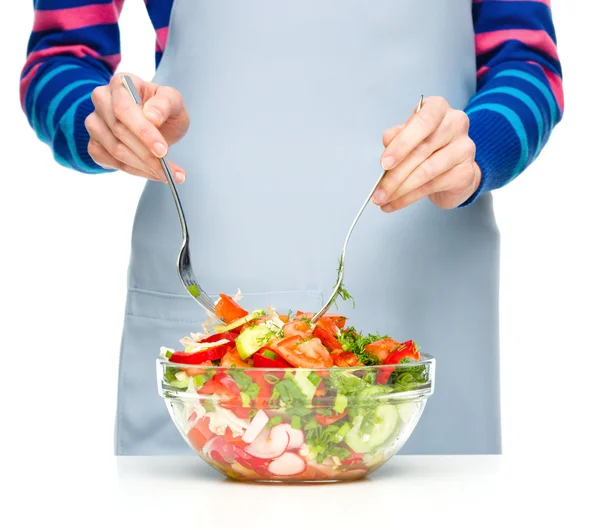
[7,454,594,530]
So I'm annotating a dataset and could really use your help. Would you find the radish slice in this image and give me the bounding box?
[268,452,307,476]
[242,410,269,444]
[270,423,305,450]
[246,428,290,459]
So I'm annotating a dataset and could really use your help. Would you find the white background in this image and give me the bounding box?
[1,1,599,527]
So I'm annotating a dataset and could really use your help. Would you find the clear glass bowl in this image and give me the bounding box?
[157,355,435,482]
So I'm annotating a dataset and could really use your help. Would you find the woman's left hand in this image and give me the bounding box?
[373,96,481,211]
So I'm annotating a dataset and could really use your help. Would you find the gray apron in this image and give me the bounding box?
[115,0,501,455]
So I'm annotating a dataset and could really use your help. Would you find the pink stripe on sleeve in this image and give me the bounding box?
[476,65,490,80]
[476,29,559,61]
[155,27,169,51]
[473,0,551,5]
[33,4,120,32]
[525,61,564,112]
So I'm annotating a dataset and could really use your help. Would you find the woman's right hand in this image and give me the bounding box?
[85,73,190,182]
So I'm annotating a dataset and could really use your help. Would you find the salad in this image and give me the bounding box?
[157,293,434,481]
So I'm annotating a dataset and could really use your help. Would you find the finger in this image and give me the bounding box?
[86,114,186,183]
[380,96,449,171]
[374,110,463,204]
[109,75,169,158]
[85,112,160,178]
[381,160,474,212]
[382,125,403,148]
[93,91,186,183]
[384,136,475,205]
[87,139,162,181]
[142,86,187,128]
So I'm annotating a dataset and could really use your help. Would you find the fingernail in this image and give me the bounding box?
[382,204,393,213]
[144,107,162,125]
[153,142,167,158]
[175,171,186,183]
[381,156,396,170]
[372,188,386,205]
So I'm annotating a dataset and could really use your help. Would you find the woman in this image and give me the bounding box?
[21,0,563,455]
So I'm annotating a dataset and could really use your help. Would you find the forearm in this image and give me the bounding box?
[463,0,564,205]
[20,1,125,173]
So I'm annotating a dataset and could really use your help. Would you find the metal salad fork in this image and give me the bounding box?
[311,95,425,325]
[121,75,223,322]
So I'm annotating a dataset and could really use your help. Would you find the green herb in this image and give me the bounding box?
[240,391,251,408]
[304,420,352,464]
[291,415,302,430]
[299,315,313,326]
[256,327,284,347]
[337,327,390,365]
[187,285,200,298]
[332,254,356,309]
[194,374,207,387]
[228,370,253,390]
[286,403,312,417]
[267,415,283,428]
[274,378,305,404]
[333,393,348,414]
[359,412,375,434]
[262,350,277,361]
[307,371,322,387]
[264,374,280,385]
[387,361,429,392]
[328,371,369,396]
[335,422,352,442]
[165,350,173,359]
[165,367,179,383]
[248,409,258,419]
[267,388,281,408]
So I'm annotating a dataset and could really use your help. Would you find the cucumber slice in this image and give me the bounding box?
[345,405,399,453]
[236,325,272,359]
[293,371,318,401]
[212,310,262,334]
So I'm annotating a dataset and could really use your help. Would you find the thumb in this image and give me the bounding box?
[142,86,185,128]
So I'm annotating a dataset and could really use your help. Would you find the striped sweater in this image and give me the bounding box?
[21,0,564,205]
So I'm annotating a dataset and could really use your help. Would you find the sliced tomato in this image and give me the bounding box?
[278,314,290,323]
[222,427,247,445]
[252,352,292,369]
[215,294,249,324]
[295,312,346,330]
[327,315,347,329]
[220,347,250,368]
[199,373,239,398]
[283,320,312,339]
[364,338,403,363]
[314,410,347,426]
[333,351,362,367]
[314,381,327,397]
[313,324,342,351]
[187,417,213,452]
[315,316,340,337]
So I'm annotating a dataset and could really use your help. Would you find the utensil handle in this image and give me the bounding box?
[121,75,189,242]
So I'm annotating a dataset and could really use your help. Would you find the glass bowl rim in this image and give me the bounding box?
[157,352,435,371]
